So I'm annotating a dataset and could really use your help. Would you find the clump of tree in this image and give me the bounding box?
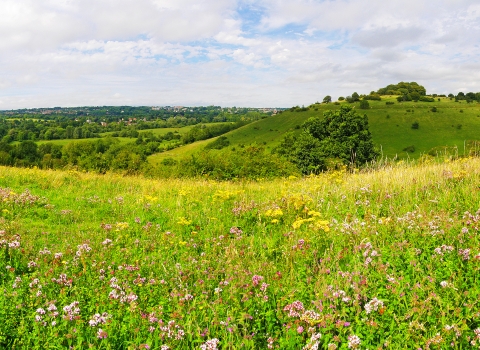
[276,105,378,174]
[377,82,427,97]
[455,92,480,103]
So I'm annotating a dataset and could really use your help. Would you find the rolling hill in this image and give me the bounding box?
[149,96,480,164]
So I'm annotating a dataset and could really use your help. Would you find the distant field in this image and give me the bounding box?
[152,97,480,160]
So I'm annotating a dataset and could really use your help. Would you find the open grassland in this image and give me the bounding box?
[0,159,479,349]
[151,98,480,163]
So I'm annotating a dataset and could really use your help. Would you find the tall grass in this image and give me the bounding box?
[0,158,479,349]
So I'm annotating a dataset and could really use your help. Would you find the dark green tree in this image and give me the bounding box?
[323,95,332,103]
[277,105,378,173]
[359,100,370,109]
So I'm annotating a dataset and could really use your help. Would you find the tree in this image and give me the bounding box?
[359,100,370,109]
[352,92,360,102]
[277,105,378,173]
[322,95,332,104]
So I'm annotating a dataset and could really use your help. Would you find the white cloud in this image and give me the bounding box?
[1,0,480,109]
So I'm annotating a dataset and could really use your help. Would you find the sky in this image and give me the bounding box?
[1,0,480,109]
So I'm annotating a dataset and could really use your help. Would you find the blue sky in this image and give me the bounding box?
[1,0,480,109]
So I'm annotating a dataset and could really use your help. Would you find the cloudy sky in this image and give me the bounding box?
[1,0,480,109]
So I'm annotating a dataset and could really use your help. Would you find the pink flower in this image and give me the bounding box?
[252,275,264,286]
[97,328,108,339]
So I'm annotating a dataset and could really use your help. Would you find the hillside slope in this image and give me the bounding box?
[149,97,480,163]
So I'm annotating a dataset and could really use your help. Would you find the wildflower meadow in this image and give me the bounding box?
[0,158,479,349]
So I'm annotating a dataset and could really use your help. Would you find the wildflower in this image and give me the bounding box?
[36,308,46,315]
[440,281,448,288]
[458,248,470,260]
[347,334,361,349]
[89,312,111,327]
[200,338,220,350]
[364,298,384,314]
[27,261,37,269]
[97,328,108,339]
[39,248,51,255]
[76,244,92,256]
[252,275,264,286]
[12,276,22,289]
[8,241,20,249]
[102,238,113,246]
[303,333,321,350]
[63,301,80,321]
[297,326,304,333]
[284,300,305,317]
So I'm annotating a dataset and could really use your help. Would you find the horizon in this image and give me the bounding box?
[1,0,480,109]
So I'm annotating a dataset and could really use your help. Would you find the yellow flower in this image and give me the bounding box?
[177,217,192,226]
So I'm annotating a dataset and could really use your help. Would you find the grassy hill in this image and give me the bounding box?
[149,97,480,163]
[0,158,479,348]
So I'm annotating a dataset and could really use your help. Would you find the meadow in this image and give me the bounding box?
[0,157,479,349]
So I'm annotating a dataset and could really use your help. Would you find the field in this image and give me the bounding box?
[149,97,480,163]
[0,158,479,349]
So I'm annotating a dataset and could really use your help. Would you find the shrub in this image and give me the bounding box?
[359,100,370,109]
[204,136,230,150]
[411,121,419,129]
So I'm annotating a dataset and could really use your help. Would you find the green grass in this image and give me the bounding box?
[0,158,479,348]
[153,98,480,161]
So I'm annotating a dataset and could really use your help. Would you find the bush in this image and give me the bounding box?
[402,145,415,153]
[419,96,435,102]
[204,136,230,150]
[385,101,395,105]
[152,147,299,180]
[359,100,370,109]
[411,121,419,129]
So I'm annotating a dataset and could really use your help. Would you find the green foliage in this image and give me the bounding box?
[363,94,382,101]
[419,96,435,102]
[377,81,426,96]
[277,105,378,173]
[359,99,370,109]
[411,121,420,129]
[155,146,298,180]
[322,95,332,103]
[402,145,415,153]
[204,136,230,150]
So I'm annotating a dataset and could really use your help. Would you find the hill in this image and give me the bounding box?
[150,96,480,163]
[0,158,479,348]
